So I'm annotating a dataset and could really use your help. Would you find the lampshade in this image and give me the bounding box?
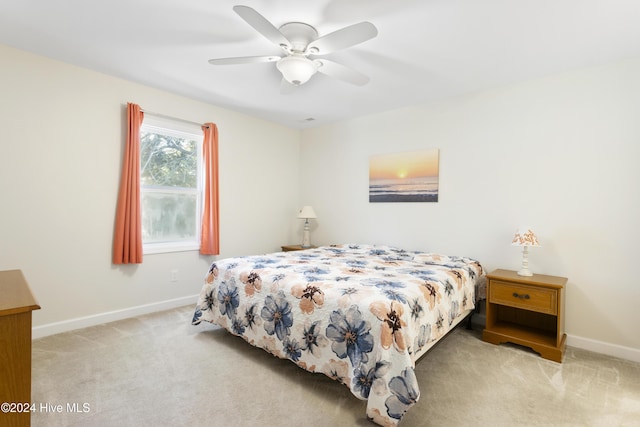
[298,206,317,219]
[276,55,318,86]
[512,227,540,247]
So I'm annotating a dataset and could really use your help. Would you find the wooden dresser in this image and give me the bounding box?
[0,270,40,427]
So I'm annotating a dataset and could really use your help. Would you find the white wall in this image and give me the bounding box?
[2,42,638,361]
[0,44,301,332]
[300,57,640,359]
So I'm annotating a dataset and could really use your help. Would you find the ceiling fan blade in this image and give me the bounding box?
[280,78,298,94]
[208,55,281,65]
[315,59,370,86]
[233,5,291,48]
[307,22,377,55]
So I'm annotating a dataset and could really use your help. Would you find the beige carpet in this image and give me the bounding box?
[31,305,640,427]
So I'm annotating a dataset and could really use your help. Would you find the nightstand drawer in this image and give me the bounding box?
[489,281,557,315]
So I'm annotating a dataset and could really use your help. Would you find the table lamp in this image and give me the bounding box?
[512,227,540,276]
[298,206,317,248]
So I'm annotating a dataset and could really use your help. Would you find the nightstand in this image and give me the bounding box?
[281,245,316,252]
[482,269,567,362]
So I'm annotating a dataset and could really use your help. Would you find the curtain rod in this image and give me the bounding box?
[140,109,209,129]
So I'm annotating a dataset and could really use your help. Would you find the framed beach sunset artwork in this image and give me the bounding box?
[369,148,439,202]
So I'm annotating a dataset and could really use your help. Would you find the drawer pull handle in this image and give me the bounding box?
[512,292,530,300]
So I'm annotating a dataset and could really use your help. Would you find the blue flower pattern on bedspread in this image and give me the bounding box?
[261,292,293,341]
[326,305,374,367]
[193,244,484,427]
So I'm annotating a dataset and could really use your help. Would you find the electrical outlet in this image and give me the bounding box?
[170,270,178,282]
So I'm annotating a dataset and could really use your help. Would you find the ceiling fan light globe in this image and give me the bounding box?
[277,55,318,86]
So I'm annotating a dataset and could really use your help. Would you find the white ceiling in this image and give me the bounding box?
[1,0,639,129]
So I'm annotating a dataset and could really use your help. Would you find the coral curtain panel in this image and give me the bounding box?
[200,123,220,255]
[113,103,144,264]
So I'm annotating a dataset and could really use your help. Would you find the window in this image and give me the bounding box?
[140,117,203,254]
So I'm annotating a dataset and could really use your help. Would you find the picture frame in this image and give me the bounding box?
[369,148,439,203]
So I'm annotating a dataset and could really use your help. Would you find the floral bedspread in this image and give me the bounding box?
[192,244,484,426]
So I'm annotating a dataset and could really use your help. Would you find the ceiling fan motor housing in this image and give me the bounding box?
[275,22,321,85]
[278,22,318,53]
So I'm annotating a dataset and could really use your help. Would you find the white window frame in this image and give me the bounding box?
[140,116,203,255]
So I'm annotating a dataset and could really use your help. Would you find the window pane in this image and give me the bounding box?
[141,191,197,243]
[140,132,197,188]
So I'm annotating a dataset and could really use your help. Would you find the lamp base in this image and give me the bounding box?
[517,268,533,277]
[301,221,311,248]
[517,246,533,276]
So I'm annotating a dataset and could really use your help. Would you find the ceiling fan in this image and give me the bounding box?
[208,5,378,91]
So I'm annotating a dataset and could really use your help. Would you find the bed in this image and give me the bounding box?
[192,244,485,426]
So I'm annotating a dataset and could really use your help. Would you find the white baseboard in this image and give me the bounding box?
[567,334,640,364]
[32,294,199,339]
